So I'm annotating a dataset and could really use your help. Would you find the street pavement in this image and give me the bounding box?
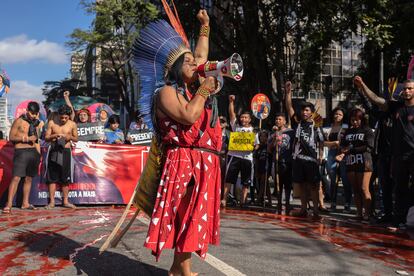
[0,205,413,275]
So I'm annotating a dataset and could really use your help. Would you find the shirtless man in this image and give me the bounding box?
[3,102,42,213]
[45,104,78,209]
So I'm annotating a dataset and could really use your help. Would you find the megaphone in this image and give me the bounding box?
[197,53,244,94]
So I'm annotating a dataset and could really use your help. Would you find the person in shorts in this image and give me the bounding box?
[285,81,324,218]
[222,95,259,208]
[337,108,374,220]
[45,104,78,209]
[3,101,42,213]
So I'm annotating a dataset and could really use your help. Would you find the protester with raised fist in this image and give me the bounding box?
[222,94,259,208]
[285,81,325,218]
[354,76,414,227]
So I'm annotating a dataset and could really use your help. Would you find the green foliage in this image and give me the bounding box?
[65,0,158,116]
[359,0,414,92]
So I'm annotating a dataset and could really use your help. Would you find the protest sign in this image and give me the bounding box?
[251,93,271,120]
[228,132,255,151]
[128,129,153,146]
[77,122,105,141]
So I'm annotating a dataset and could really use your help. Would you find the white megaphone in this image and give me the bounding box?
[197,53,244,94]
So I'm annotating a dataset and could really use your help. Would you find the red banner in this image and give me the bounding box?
[0,141,149,206]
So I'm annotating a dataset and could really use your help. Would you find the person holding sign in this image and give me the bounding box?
[222,95,259,208]
[128,112,148,131]
[76,108,91,124]
[44,104,78,209]
[285,81,324,218]
[104,115,125,144]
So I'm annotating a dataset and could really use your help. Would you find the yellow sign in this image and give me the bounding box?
[228,132,255,151]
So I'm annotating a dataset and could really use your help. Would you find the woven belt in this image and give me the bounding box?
[164,144,221,157]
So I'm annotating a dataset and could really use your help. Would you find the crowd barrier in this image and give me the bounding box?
[0,140,149,206]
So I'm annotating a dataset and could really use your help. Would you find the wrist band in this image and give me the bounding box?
[199,25,210,37]
[196,86,212,99]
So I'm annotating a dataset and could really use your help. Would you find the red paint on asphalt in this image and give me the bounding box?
[222,208,414,272]
[1,207,413,274]
[0,208,137,275]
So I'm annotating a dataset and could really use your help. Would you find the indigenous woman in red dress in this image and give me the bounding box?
[131,10,221,276]
[99,7,227,275]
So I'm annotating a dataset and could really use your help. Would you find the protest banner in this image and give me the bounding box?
[127,129,153,146]
[0,141,150,205]
[77,122,105,141]
[228,132,256,151]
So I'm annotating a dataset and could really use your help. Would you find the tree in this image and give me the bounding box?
[174,1,369,120]
[67,0,158,118]
[359,0,414,94]
[42,78,85,108]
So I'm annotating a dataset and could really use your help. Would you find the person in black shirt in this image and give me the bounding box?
[354,76,414,226]
[323,107,352,212]
[268,113,295,214]
[374,111,394,223]
[285,81,324,218]
[338,108,374,220]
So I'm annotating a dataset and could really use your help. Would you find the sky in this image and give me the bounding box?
[0,0,93,115]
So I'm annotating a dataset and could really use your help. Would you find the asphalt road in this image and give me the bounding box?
[0,206,412,275]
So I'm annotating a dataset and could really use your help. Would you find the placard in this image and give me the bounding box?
[77,122,105,141]
[228,132,255,151]
[128,129,153,146]
[251,93,271,120]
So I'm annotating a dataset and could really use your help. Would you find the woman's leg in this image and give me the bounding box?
[326,151,337,205]
[169,185,197,276]
[170,252,194,276]
[340,161,352,207]
[361,171,372,218]
[348,172,362,217]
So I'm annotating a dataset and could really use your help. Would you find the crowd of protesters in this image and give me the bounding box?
[220,77,414,229]
[2,79,413,229]
[1,91,149,213]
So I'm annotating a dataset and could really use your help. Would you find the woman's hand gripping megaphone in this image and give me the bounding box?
[197,53,244,94]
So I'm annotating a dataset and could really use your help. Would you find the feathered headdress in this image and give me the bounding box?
[132,20,191,131]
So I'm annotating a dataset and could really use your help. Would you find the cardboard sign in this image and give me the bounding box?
[77,122,105,141]
[128,129,153,146]
[251,93,271,120]
[228,132,255,151]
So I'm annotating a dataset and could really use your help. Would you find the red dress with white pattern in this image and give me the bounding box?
[144,91,222,260]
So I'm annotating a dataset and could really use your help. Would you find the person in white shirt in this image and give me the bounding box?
[222,95,259,208]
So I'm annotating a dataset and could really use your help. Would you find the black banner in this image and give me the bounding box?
[77,122,105,141]
[128,129,153,145]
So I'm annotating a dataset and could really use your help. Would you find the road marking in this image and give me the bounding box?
[137,216,246,276]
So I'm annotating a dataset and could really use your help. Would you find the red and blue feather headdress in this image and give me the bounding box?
[132,19,191,131]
